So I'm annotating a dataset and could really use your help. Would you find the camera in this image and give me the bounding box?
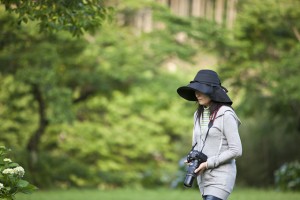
[183,148,207,187]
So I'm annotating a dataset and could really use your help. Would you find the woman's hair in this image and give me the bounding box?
[196,101,231,122]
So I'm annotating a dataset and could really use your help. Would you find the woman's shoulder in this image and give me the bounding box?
[218,105,234,114]
[218,105,241,125]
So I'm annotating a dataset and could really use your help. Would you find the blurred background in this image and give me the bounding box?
[0,0,300,192]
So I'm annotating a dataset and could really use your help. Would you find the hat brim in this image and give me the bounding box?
[177,82,232,104]
[177,82,213,101]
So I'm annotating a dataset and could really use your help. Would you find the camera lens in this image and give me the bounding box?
[184,174,195,187]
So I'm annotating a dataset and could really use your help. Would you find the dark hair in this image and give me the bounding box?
[196,101,231,122]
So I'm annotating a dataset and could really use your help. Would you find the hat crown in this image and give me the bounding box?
[193,70,220,85]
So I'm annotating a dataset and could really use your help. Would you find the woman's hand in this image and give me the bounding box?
[194,161,208,174]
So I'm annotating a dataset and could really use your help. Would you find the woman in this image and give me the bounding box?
[177,69,242,200]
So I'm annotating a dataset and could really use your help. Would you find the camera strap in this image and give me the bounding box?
[200,120,213,153]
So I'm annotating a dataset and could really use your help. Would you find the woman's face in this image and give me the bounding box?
[195,91,211,107]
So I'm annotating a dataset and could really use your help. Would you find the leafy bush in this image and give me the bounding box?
[0,146,37,200]
[275,161,300,191]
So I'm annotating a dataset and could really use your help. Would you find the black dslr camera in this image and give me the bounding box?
[183,144,207,187]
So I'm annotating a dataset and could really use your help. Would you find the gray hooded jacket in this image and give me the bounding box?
[193,106,242,200]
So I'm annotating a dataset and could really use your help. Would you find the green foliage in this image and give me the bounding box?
[1,0,213,188]
[236,112,300,186]
[219,0,300,115]
[275,161,300,191]
[6,0,300,190]
[151,5,229,61]
[0,75,36,147]
[0,0,113,36]
[0,146,37,199]
[215,0,300,186]
[33,72,194,188]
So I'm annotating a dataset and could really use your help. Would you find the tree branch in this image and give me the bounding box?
[73,87,96,104]
[292,26,300,42]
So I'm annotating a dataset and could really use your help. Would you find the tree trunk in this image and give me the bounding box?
[26,84,48,178]
[215,0,224,24]
[226,0,237,29]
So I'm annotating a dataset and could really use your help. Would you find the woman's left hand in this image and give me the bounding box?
[194,161,208,174]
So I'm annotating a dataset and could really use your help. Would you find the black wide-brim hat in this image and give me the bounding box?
[177,69,232,105]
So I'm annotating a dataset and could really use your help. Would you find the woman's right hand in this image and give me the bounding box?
[194,161,208,174]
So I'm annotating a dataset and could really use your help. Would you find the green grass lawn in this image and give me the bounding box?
[16,188,300,200]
